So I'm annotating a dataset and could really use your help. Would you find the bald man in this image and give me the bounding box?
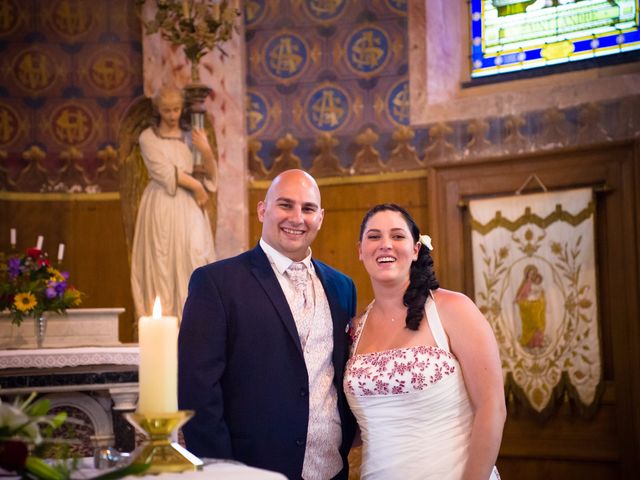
[178,170,357,479]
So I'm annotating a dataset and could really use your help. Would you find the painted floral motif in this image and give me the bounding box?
[345,345,456,396]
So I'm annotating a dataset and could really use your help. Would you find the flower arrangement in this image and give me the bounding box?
[0,248,83,326]
[0,394,148,479]
[138,0,241,82]
[0,393,71,478]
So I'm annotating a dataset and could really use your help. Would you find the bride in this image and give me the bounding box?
[344,203,506,479]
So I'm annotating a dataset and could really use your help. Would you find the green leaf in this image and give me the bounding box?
[27,399,51,417]
[91,462,151,480]
[24,456,66,480]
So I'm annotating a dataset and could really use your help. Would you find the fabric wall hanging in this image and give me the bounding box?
[469,187,602,417]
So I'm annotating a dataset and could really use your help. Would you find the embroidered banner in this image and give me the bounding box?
[469,188,601,415]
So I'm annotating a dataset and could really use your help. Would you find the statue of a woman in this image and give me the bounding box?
[130,85,217,320]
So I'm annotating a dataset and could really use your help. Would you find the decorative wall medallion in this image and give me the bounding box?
[50,103,95,146]
[345,25,390,76]
[0,103,27,147]
[244,0,267,27]
[386,79,409,126]
[264,31,309,83]
[45,0,93,39]
[13,49,57,93]
[305,83,350,132]
[0,0,23,37]
[246,90,269,135]
[301,0,347,23]
[85,48,130,93]
[385,0,408,15]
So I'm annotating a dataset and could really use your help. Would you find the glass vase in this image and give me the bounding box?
[35,314,47,348]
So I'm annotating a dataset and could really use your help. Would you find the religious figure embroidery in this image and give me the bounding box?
[514,264,546,350]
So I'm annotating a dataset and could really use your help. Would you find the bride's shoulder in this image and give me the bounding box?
[431,288,481,321]
[352,301,373,328]
[432,288,473,306]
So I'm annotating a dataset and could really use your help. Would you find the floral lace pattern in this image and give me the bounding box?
[345,345,456,396]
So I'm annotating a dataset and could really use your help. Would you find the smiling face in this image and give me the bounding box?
[358,210,420,285]
[258,170,325,261]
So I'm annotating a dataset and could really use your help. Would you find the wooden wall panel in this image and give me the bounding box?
[249,172,429,313]
[0,195,135,342]
[427,141,640,478]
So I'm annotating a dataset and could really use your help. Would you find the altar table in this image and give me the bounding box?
[74,459,287,479]
[0,346,139,453]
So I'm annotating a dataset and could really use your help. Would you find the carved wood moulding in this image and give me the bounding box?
[249,95,640,180]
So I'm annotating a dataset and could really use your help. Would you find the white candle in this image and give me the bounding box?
[36,235,43,250]
[57,243,65,262]
[10,228,16,245]
[137,297,178,414]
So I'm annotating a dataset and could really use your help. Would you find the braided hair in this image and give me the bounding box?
[359,203,439,331]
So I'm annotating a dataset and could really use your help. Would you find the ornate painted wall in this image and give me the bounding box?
[0,0,142,193]
[245,0,409,173]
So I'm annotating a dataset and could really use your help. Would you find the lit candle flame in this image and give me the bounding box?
[153,296,162,319]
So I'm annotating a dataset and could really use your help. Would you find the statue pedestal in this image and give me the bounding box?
[0,307,124,349]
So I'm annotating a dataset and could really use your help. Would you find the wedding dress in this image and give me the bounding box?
[344,298,500,479]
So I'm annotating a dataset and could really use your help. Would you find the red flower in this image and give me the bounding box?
[0,440,28,472]
[26,248,41,259]
[37,258,50,267]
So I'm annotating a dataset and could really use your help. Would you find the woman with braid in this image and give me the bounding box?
[344,204,505,479]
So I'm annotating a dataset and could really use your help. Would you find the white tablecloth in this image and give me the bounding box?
[74,459,286,480]
[0,346,139,369]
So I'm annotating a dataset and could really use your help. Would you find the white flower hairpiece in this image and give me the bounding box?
[419,234,433,251]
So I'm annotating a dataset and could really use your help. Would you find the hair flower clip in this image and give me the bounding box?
[420,234,433,251]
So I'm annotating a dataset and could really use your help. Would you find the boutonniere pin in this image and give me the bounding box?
[345,319,355,344]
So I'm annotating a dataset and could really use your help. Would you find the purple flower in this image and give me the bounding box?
[54,281,67,295]
[45,286,57,299]
[8,257,21,279]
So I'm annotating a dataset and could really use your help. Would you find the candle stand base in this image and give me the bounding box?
[125,411,203,474]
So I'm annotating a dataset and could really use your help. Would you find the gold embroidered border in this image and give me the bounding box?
[471,201,595,235]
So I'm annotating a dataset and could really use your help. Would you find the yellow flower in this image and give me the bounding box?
[14,292,37,312]
[47,267,65,282]
[64,288,83,306]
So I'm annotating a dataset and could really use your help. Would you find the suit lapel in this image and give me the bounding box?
[249,246,304,356]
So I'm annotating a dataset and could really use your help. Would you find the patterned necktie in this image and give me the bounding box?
[286,262,314,348]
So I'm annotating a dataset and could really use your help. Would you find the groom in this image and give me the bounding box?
[178,169,357,479]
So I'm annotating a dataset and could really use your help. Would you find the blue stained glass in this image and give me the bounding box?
[599,34,618,48]
[574,39,593,53]
[470,0,640,78]
[499,53,520,65]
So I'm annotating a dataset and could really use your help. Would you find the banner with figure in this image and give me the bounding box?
[469,188,601,416]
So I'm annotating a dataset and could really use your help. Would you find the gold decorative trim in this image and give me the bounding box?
[249,169,428,189]
[471,201,595,235]
[0,191,120,202]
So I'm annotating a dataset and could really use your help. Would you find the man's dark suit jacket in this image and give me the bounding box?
[178,245,357,480]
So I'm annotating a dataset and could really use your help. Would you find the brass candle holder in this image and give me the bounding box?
[125,410,203,474]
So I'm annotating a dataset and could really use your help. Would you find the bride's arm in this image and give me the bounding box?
[438,289,506,480]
